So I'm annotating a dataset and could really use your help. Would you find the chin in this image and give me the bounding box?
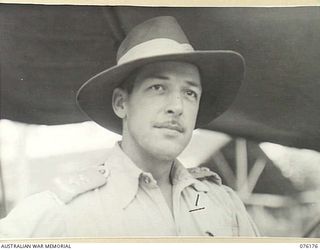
[148,141,187,160]
[153,151,180,161]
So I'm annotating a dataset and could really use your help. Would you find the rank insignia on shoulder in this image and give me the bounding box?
[50,164,110,204]
[188,166,222,186]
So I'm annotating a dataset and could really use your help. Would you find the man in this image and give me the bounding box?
[0,16,259,237]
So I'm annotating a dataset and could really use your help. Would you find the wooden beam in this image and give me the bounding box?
[212,150,236,189]
[247,157,267,195]
[235,138,248,196]
[243,193,297,207]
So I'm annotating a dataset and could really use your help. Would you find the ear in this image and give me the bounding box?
[112,88,128,119]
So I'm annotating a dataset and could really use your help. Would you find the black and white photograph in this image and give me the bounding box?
[0,3,320,239]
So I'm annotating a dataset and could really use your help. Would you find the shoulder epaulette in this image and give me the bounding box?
[188,166,222,186]
[50,164,110,204]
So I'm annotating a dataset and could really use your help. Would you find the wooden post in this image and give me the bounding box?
[212,150,236,189]
[235,138,249,197]
[247,157,267,195]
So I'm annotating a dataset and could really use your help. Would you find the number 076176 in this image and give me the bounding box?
[300,244,319,248]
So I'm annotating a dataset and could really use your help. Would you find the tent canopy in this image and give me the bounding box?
[1,5,320,150]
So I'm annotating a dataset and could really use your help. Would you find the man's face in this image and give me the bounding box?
[121,61,202,160]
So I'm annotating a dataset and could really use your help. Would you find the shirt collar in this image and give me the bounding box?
[104,142,143,209]
[105,142,209,209]
[171,160,210,193]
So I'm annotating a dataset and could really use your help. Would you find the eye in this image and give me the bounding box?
[150,84,164,92]
[185,90,198,99]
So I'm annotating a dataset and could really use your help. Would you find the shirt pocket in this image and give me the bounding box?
[193,192,237,237]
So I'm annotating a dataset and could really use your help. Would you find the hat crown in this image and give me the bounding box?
[116,16,194,64]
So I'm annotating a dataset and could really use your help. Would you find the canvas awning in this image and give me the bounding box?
[1,5,320,150]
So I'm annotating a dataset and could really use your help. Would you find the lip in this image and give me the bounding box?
[153,122,185,133]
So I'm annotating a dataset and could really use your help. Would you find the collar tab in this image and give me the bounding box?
[188,166,222,186]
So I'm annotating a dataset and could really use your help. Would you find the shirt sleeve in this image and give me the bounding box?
[223,186,260,237]
[0,191,67,238]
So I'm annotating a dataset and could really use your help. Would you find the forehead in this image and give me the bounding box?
[134,61,201,86]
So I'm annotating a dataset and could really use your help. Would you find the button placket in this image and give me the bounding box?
[172,183,182,235]
[138,173,177,234]
[172,177,204,235]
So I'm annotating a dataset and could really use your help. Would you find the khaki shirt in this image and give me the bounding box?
[0,143,259,238]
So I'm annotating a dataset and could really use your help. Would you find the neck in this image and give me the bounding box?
[120,135,173,185]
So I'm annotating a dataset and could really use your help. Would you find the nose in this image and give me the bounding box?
[165,92,183,117]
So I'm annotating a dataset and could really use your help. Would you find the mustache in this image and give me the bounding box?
[153,121,185,133]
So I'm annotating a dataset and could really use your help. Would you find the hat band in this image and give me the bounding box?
[117,38,194,65]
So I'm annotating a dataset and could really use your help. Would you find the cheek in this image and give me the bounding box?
[185,104,200,126]
[126,100,157,127]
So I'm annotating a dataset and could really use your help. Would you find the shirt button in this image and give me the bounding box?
[143,176,151,184]
[201,167,210,172]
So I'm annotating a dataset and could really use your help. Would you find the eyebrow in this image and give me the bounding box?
[186,80,202,90]
[152,75,202,90]
[152,75,169,80]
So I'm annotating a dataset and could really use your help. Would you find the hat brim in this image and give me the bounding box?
[76,50,245,134]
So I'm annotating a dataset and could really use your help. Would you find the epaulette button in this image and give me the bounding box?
[201,167,210,172]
